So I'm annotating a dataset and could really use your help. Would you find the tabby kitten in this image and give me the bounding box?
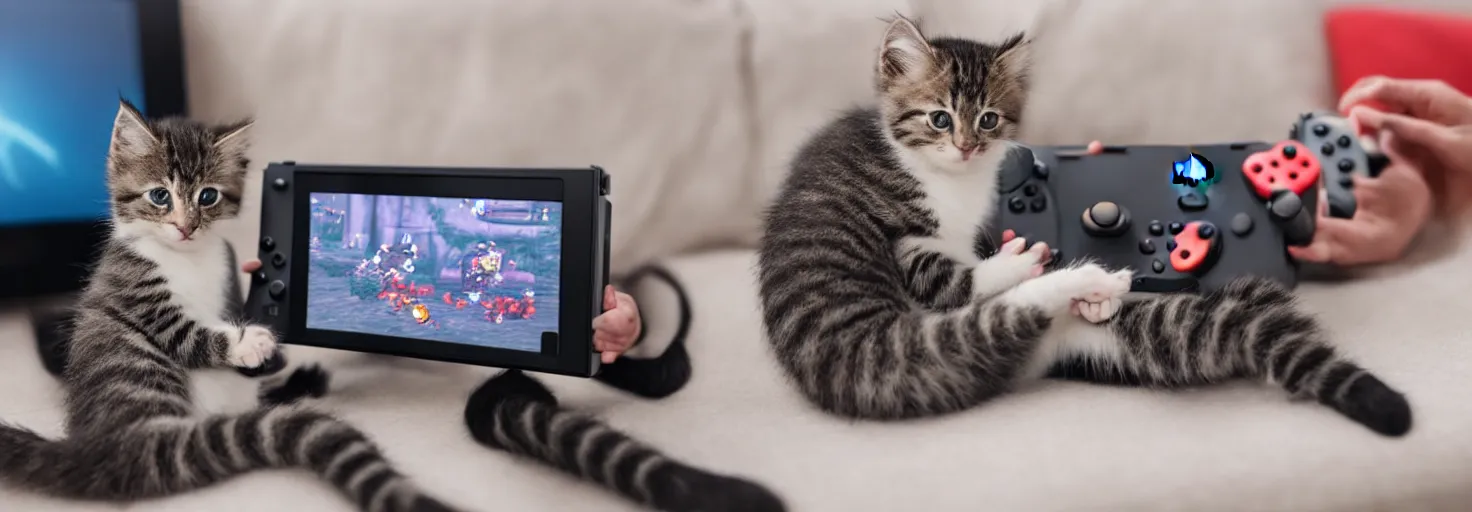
[756,17,1412,436]
[0,100,458,512]
[464,265,787,512]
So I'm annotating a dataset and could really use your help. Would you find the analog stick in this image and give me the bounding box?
[1081,201,1130,237]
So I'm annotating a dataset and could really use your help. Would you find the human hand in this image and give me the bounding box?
[1284,158,1433,266]
[592,285,641,364]
[1339,76,1472,127]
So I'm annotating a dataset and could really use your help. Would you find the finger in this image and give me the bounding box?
[241,260,263,273]
[602,285,616,311]
[1002,229,1016,244]
[1285,216,1353,263]
[1351,106,1455,154]
[601,351,619,364]
[1339,76,1404,116]
[1087,140,1104,155]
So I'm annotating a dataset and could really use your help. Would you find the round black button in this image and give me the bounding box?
[1282,144,1297,159]
[253,270,268,283]
[272,178,288,190]
[1089,201,1121,227]
[1179,249,1192,260]
[1178,192,1208,211]
[1148,221,1164,236]
[1032,161,1049,180]
[1339,176,1354,188]
[1008,196,1026,213]
[1337,134,1352,148]
[260,236,275,251]
[1197,223,1216,239]
[1023,184,1039,197]
[271,253,287,268]
[1030,196,1047,212]
[1151,259,1165,273]
[1166,240,1178,252]
[268,280,286,299]
[1321,143,1335,156]
[1312,123,1330,137]
[1168,222,1184,234]
[1231,212,1254,236]
[1139,239,1156,254]
[1338,159,1354,172]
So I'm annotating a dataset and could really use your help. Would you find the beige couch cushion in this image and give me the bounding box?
[219,0,753,277]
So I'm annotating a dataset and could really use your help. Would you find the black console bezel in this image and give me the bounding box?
[244,163,611,378]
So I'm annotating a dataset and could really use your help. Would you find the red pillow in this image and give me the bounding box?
[1324,7,1472,101]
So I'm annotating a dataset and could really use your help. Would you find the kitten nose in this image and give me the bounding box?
[174,223,194,238]
[957,143,979,159]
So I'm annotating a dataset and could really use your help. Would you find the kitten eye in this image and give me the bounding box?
[146,188,171,207]
[928,111,953,131]
[979,111,1001,131]
[198,187,220,207]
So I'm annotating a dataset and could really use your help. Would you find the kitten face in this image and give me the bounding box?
[875,17,1030,174]
[107,99,252,250]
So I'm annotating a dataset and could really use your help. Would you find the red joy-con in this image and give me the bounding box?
[1170,221,1219,274]
[1242,141,1320,200]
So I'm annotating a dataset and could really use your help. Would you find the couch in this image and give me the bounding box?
[5,0,1472,510]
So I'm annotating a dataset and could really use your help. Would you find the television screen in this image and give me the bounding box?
[0,0,148,226]
[305,194,564,353]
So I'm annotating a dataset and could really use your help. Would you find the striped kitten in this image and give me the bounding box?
[756,17,1412,436]
[464,266,787,512]
[0,100,458,511]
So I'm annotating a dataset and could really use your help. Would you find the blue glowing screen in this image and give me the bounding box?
[0,0,147,226]
[1171,152,1217,189]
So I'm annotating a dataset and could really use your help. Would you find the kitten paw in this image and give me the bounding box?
[231,326,285,376]
[973,237,1050,297]
[1073,297,1122,323]
[1007,264,1130,314]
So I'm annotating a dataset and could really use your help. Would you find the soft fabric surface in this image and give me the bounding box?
[7,0,1472,510]
[1326,7,1472,97]
[5,219,1472,511]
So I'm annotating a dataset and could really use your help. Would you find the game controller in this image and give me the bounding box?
[243,162,612,378]
[991,112,1388,294]
[1257,111,1391,219]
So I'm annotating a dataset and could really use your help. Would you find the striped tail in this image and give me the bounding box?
[1054,276,1412,437]
[466,370,787,512]
[0,408,459,511]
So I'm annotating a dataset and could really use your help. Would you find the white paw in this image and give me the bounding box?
[230,326,278,368]
[973,238,1050,297]
[1066,266,1133,303]
[1073,297,1122,324]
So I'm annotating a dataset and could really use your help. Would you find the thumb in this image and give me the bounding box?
[602,285,616,311]
[1352,106,1454,155]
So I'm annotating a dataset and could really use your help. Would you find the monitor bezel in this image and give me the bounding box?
[2,0,188,301]
[285,165,600,377]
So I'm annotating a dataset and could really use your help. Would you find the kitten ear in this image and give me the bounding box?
[877,15,935,87]
[995,33,1033,81]
[213,119,253,152]
[111,99,157,157]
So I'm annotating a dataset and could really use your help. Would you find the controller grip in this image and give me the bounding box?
[1269,189,1315,247]
[1367,152,1391,178]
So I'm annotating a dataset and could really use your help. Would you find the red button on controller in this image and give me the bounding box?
[1170,221,1221,275]
[1242,141,1320,200]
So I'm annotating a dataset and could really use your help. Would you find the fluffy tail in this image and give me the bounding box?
[1054,276,1412,437]
[0,408,458,512]
[465,370,787,512]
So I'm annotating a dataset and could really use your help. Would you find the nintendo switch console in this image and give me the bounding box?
[992,112,1389,294]
[243,162,613,378]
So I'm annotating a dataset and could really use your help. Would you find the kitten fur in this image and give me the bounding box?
[465,266,786,511]
[756,17,1411,436]
[0,100,458,512]
[465,370,786,512]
